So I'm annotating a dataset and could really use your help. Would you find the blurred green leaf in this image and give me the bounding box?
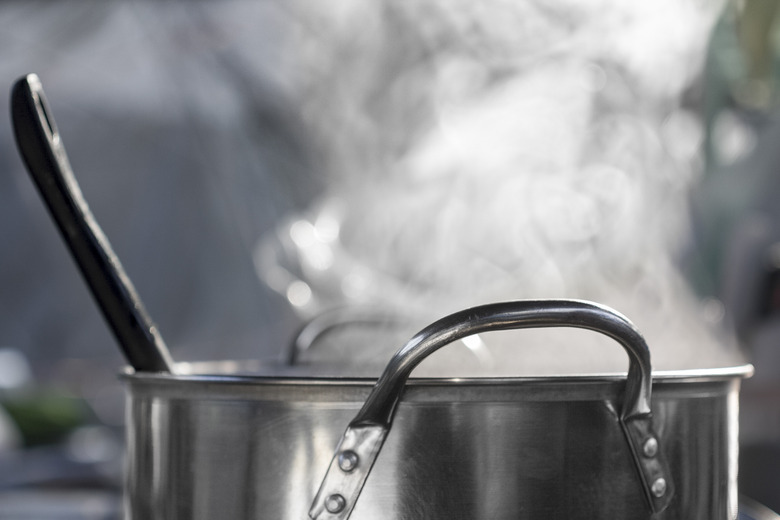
[1,390,91,447]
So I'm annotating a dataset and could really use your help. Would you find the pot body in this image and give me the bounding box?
[123,366,747,520]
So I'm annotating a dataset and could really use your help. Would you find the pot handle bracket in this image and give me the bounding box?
[308,299,674,519]
[622,414,675,513]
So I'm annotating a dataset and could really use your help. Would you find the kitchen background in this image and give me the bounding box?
[0,0,779,517]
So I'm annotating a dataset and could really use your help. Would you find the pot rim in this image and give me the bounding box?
[120,361,754,386]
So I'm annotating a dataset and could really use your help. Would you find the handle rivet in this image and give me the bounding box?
[651,477,667,498]
[325,494,347,514]
[642,437,658,458]
[338,450,359,472]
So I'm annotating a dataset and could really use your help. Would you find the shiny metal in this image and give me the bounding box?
[123,300,753,520]
[652,478,668,498]
[309,425,387,520]
[325,495,347,514]
[310,300,673,518]
[739,496,780,520]
[123,365,749,519]
[338,451,359,473]
[643,437,659,458]
[289,306,409,365]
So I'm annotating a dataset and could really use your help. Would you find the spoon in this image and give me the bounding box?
[10,73,174,373]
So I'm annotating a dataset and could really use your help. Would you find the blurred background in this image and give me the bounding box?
[0,0,779,517]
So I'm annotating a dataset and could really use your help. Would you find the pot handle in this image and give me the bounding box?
[308,299,674,519]
[286,306,410,365]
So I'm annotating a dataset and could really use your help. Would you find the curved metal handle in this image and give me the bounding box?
[286,307,410,365]
[308,299,674,519]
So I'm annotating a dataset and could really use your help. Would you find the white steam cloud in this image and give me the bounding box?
[256,0,745,374]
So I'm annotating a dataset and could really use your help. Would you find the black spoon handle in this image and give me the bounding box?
[10,73,174,373]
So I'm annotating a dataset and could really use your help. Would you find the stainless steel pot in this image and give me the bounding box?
[123,299,752,519]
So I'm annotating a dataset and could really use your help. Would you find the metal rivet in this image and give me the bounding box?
[651,477,667,498]
[642,437,658,458]
[325,494,347,514]
[338,450,359,473]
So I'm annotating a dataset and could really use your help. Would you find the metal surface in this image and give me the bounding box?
[123,300,752,520]
[739,496,780,520]
[10,74,173,373]
[124,366,745,519]
[309,300,673,518]
[289,307,409,365]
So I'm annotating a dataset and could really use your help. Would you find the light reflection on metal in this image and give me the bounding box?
[309,300,676,518]
[728,383,741,520]
[460,334,494,367]
[122,359,750,519]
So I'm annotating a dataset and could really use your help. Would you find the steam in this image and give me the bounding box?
[256,0,746,372]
